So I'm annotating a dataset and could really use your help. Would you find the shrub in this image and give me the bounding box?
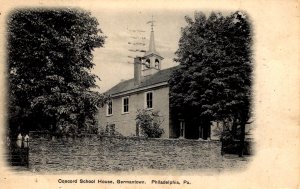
[135,109,164,138]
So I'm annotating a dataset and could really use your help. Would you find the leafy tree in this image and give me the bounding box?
[136,109,164,138]
[169,11,252,156]
[7,9,107,137]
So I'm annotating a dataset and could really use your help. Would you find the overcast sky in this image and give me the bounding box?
[89,9,197,92]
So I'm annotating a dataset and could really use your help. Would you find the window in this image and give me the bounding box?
[145,59,150,68]
[107,100,112,116]
[122,97,129,113]
[146,92,153,109]
[155,59,159,69]
[106,123,115,136]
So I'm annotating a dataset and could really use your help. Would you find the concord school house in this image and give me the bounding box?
[98,25,219,140]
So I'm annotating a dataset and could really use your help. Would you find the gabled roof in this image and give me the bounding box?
[144,51,163,59]
[105,66,179,96]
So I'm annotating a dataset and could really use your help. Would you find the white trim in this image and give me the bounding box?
[111,82,168,98]
[121,96,130,114]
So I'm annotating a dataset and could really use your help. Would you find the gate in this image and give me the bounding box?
[7,134,29,167]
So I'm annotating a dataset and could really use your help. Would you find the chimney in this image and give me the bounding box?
[134,57,142,86]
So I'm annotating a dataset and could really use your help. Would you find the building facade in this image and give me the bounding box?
[98,74,173,138]
[98,25,219,139]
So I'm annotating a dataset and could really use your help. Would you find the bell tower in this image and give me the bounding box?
[142,16,164,77]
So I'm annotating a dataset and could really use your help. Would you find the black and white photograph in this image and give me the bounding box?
[0,0,299,188]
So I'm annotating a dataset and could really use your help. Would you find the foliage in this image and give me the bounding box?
[135,109,164,138]
[7,9,107,136]
[169,11,252,155]
[213,119,240,141]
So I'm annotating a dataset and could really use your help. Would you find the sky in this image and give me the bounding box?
[89,9,196,92]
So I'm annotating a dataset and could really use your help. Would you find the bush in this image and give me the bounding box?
[135,109,164,138]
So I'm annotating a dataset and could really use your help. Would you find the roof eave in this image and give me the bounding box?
[143,53,164,59]
[110,81,169,98]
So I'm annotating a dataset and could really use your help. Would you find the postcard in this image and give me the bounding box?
[0,0,299,188]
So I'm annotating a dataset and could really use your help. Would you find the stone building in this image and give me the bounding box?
[98,25,217,139]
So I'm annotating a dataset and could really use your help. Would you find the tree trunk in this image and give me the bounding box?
[231,119,238,139]
[238,122,246,157]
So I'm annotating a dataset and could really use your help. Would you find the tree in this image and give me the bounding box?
[169,11,252,156]
[135,109,164,138]
[7,9,107,137]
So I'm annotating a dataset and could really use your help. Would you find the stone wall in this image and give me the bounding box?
[28,135,224,172]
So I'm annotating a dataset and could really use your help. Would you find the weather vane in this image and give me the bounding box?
[147,15,155,31]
